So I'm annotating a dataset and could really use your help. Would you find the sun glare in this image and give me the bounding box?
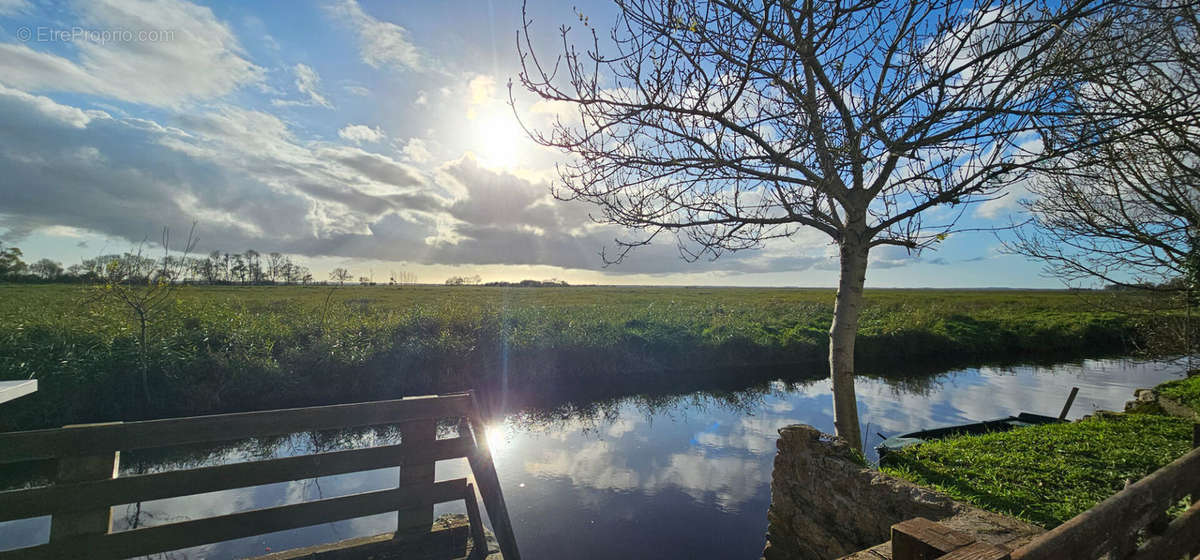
[485,424,507,452]
[473,110,524,168]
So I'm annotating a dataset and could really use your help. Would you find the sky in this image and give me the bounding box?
[0,0,1066,288]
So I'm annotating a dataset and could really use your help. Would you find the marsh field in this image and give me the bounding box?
[0,283,1155,430]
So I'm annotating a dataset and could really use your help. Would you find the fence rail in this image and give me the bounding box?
[0,391,519,560]
[1011,442,1200,560]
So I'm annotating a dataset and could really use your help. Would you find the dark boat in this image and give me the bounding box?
[876,412,1066,458]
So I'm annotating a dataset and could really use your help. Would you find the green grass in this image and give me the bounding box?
[1157,375,1200,414]
[0,284,1150,429]
[881,413,1193,528]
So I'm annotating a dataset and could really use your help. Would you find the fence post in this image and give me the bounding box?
[49,422,122,543]
[466,391,521,560]
[397,418,437,535]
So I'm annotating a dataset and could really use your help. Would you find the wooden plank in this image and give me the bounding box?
[251,521,471,559]
[940,542,1011,560]
[1,478,470,560]
[49,446,119,542]
[397,419,437,534]
[0,393,473,464]
[466,391,521,560]
[463,483,489,559]
[0,436,474,522]
[1132,500,1200,560]
[891,517,975,560]
[1058,387,1079,420]
[1012,447,1200,560]
[0,380,37,405]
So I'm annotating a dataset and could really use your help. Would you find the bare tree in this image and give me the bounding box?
[517,0,1134,447]
[88,226,197,408]
[329,267,352,285]
[29,258,63,279]
[1007,2,1200,360]
[1010,2,1200,290]
[267,252,286,283]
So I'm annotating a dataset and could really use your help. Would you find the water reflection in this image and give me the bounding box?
[0,357,1186,559]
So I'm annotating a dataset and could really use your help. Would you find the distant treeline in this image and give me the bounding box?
[0,242,320,285]
[444,275,571,287]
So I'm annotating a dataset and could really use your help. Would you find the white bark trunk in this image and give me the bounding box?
[829,235,868,451]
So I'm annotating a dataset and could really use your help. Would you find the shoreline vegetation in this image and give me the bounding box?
[882,378,1200,529]
[0,284,1162,430]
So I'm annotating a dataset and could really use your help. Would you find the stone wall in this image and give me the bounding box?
[761,425,1043,560]
[1125,388,1199,421]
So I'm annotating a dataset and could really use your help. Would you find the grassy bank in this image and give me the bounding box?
[1157,375,1200,414]
[0,284,1147,429]
[881,413,1192,527]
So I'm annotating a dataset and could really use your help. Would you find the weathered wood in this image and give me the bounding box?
[0,391,518,560]
[0,436,473,522]
[397,419,437,535]
[467,391,522,560]
[252,519,472,559]
[891,517,976,560]
[1058,387,1079,420]
[48,426,120,543]
[1192,423,1199,449]
[0,393,473,464]
[1012,446,1200,560]
[940,542,1012,560]
[2,478,470,560]
[463,483,489,560]
[0,379,37,405]
[1131,499,1200,560]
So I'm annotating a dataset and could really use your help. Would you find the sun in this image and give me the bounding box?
[472,109,524,168]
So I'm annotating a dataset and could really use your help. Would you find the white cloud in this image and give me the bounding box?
[272,63,332,109]
[337,124,384,144]
[468,75,496,105]
[401,137,432,162]
[0,0,263,107]
[344,85,371,96]
[327,0,423,71]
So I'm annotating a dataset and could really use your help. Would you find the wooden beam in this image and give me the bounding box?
[940,542,1011,560]
[396,419,437,534]
[463,483,490,560]
[1058,387,1079,420]
[48,433,119,543]
[1131,499,1200,560]
[466,391,521,560]
[1,478,470,560]
[0,393,473,464]
[891,517,976,560]
[1012,447,1200,560]
[0,437,473,522]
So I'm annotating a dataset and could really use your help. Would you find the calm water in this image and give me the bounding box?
[0,357,1186,558]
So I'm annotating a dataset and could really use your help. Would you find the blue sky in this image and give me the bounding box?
[0,0,1062,287]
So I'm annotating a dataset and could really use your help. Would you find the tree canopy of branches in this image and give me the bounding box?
[1011,2,1200,291]
[517,0,1136,448]
[87,227,197,408]
[0,241,25,276]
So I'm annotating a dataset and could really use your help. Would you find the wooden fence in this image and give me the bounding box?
[0,391,520,560]
[888,424,1200,560]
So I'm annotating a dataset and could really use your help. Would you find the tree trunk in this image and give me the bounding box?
[829,235,869,451]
